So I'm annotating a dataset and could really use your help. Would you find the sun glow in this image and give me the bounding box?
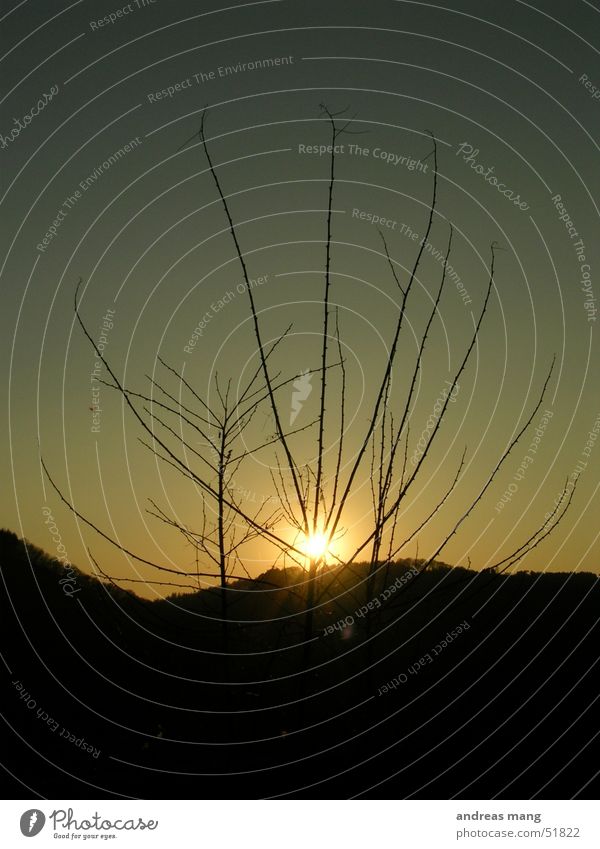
[301,530,332,563]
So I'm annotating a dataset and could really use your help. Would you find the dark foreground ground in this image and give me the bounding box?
[1,528,598,799]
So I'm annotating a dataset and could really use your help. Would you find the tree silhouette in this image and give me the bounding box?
[43,105,574,676]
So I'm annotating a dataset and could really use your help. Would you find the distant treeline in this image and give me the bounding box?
[1,527,598,799]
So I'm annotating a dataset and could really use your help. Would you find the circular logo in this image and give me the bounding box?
[19,810,46,837]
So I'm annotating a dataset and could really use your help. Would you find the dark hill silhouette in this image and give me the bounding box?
[1,528,598,799]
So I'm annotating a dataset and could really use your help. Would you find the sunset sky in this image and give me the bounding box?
[2,0,599,596]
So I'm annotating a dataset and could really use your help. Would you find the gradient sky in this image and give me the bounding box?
[1,0,599,596]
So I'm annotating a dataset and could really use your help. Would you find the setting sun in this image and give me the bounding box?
[301,530,331,563]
